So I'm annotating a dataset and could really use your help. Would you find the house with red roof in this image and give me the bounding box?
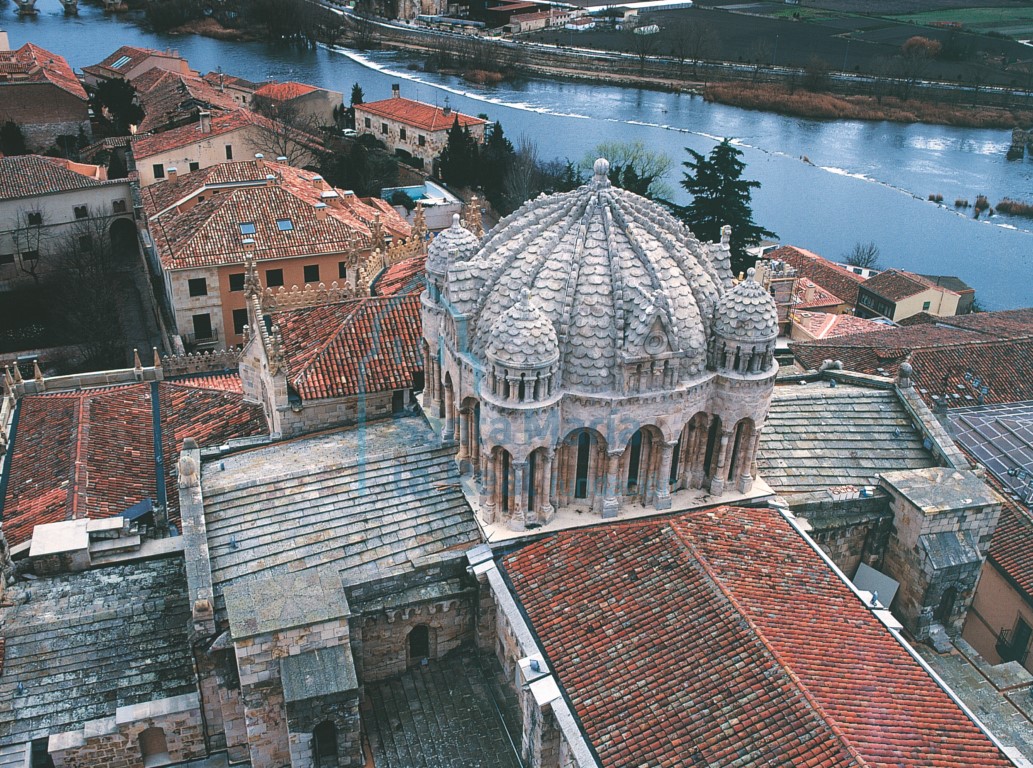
[132,68,239,135]
[131,109,322,187]
[252,80,343,128]
[857,268,970,322]
[354,84,487,166]
[0,155,134,291]
[762,245,865,313]
[140,159,410,350]
[202,71,260,108]
[0,42,91,152]
[81,45,195,87]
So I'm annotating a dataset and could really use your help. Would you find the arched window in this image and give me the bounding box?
[518,373,526,402]
[575,432,591,499]
[528,452,537,512]
[313,721,338,767]
[627,430,643,491]
[935,586,958,623]
[669,437,681,487]
[138,727,170,768]
[703,417,722,479]
[409,625,430,660]
[500,450,511,513]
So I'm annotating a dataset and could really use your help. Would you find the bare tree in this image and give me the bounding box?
[12,206,50,285]
[625,24,660,76]
[748,40,772,82]
[503,137,545,211]
[897,36,942,101]
[670,19,717,78]
[843,241,881,270]
[583,140,673,199]
[249,101,324,167]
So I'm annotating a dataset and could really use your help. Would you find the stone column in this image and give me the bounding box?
[442,384,456,445]
[540,449,556,522]
[655,441,677,510]
[480,453,497,524]
[602,451,622,519]
[510,461,528,530]
[738,431,763,493]
[457,408,470,469]
[689,424,706,489]
[709,431,732,496]
[470,412,481,478]
[430,359,442,415]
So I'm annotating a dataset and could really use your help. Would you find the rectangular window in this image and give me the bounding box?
[225,144,233,160]
[381,122,388,135]
[364,117,371,129]
[189,161,200,172]
[152,163,165,179]
[112,199,127,214]
[266,268,284,287]
[303,264,319,284]
[338,261,348,279]
[399,127,407,141]
[276,218,294,232]
[73,205,88,219]
[0,253,15,266]
[922,301,931,311]
[229,272,245,292]
[232,308,249,335]
[21,250,39,262]
[418,134,426,147]
[192,313,213,341]
[188,277,208,297]
[26,212,42,226]
[239,222,256,235]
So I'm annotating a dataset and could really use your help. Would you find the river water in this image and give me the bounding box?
[6,4,1033,308]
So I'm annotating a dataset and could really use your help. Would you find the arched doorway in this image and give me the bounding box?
[557,429,607,508]
[312,721,338,767]
[138,727,170,768]
[726,419,754,483]
[408,624,433,665]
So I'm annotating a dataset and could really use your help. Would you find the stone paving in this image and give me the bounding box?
[915,639,1033,764]
[363,646,522,768]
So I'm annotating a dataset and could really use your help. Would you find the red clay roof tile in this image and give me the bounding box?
[0,42,87,99]
[356,97,486,134]
[767,246,865,307]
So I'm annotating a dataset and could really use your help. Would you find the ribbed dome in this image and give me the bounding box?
[486,289,559,370]
[714,268,779,342]
[464,159,731,392]
[427,213,479,276]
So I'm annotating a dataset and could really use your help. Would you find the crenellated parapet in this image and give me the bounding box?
[162,348,242,377]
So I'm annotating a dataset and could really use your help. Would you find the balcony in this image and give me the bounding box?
[995,628,1031,665]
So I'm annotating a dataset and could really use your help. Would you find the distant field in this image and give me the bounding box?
[889,6,1033,36]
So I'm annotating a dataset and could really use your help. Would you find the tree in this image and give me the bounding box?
[898,36,942,100]
[13,206,50,285]
[843,241,881,270]
[350,83,365,106]
[108,150,128,180]
[89,79,145,136]
[584,141,672,200]
[480,121,516,211]
[0,121,28,156]
[437,117,479,189]
[625,23,659,76]
[318,142,398,197]
[676,139,774,276]
[802,55,831,92]
[249,101,323,166]
[670,19,717,78]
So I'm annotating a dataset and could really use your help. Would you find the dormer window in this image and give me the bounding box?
[276,218,294,232]
[239,222,256,235]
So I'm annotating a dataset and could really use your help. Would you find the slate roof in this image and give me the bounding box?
[791,309,1033,409]
[862,269,956,302]
[200,417,482,619]
[356,97,486,133]
[132,68,238,134]
[757,383,936,494]
[0,379,265,548]
[275,295,422,400]
[0,555,195,746]
[0,42,86,99]
[144,160,409,271]
[0,155,122,202]
[766,246,865,307]
[371,255,425,297]
[502,505,1013,768]
[461,161,730,392]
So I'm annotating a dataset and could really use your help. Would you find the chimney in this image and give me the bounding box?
[276,155,288,163]
[391,83,400,99]
[311,174,325,190]
[0,31,10,53]
[242,237,256,253]
[265,173,277,187]
[443,104,452,117]
[321,190,341,209]
[167,167,177,181]
[199,111,212,133]
[314,202,327,221]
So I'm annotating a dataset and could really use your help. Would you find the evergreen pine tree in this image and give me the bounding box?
[438,117,477,189]
[677,139,774,276]
[0,121,28,156]
[480,121,515,211]
[350,83,365,105]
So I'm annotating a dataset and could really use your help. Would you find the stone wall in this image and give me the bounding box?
[357,596,471,681]
[786,491,893,578]
[284,688,361,768]
[48,693,205,768]
[279,390,402,438]
[0,83,90,151]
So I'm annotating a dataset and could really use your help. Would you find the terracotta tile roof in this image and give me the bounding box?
[202,72,260,92]
[0,380,265,547]
[371,255,425,296]
[356,97,486,134]
[502,506,1013,768]
[166,370,244,392]
[0,155,122,202]
[82,45,184,81]
[988,488,1033,603]
[862,269,957,303]
[767,246,865,307]
[275,295,423,400]
[0,43,86,99]
[253,81,320,102]
[133,69,238,134]
[791,309,1033,408]
[794,276,843,309]
[793,310,886,340]
[144,161,409,270]
[131,109,287,160]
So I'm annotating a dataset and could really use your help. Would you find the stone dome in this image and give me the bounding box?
[427,213,479,276]
[486,289,559,370]
[713,268,779,342]
[466,159,731,391]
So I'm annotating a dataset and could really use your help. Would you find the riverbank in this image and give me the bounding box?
[704,83,1033,130]
[169,18,258,41]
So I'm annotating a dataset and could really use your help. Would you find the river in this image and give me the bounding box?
[6,4,1033,309]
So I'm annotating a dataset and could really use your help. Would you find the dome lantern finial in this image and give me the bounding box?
[451,213,461,228]
[746,267,757,282]
[592,157,611,187]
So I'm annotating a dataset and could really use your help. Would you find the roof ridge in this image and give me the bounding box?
[668,513,872,768]
[70,392,88,520]
[291,299,368,391]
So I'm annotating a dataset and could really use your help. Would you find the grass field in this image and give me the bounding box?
[889,6,1033,36]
